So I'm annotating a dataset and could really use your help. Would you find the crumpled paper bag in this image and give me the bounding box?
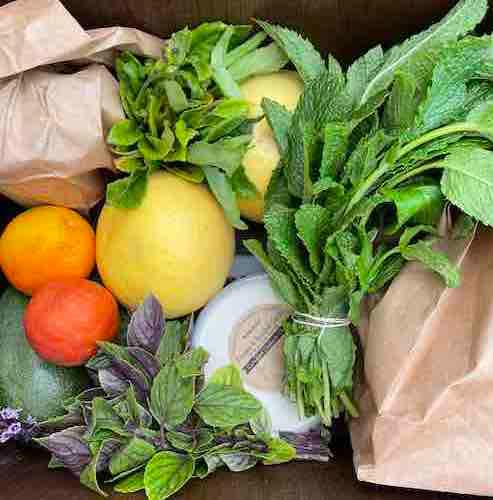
[351,224,493,496]
[0,0,163,211]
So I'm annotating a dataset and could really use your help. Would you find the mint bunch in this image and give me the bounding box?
[247,0,492,426]
[107,22,291,229]
[36,295,332,498]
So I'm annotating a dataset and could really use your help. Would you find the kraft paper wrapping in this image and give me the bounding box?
[351,225,493,496]
[0,0,163,211]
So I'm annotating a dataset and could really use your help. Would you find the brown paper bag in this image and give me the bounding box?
[0,0,163,211]
[351,226,493,495]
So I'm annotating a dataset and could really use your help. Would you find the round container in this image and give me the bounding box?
[192,273,319,433]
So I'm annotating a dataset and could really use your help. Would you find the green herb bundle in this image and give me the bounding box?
[107,22,294,228]
[247,0,493,426]
[36,296,331,498]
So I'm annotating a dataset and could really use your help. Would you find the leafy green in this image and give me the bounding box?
[144,452,194,500]
[256,20,325,82]
[39,296,304,498]
[195,383,262,427]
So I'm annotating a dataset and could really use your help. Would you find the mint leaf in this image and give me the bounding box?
[144,452,194,500]
[319,123,352,179]
[256,20,325,82]
[195,384,262,427]
[383,181,444,234]
[285,67,351,198]
[346,45,385,107]
[229,43,289,82]
[203,167,247,230]
[150,363,194,430]
[295,205,331,273]
[261,98,292,155]
[244,239,303,310]
[441,146,493,226]
[358,0,488,105]
[264,205,314,287]
[401,240,460,287]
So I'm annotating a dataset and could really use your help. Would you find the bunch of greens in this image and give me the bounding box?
[36,296,329,498]
[107,21,293,229]
[247,0,493,426]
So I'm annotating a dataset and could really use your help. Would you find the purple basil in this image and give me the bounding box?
[100,358,150,404]
[128,347,161,379]
[96,438,122,473]
[36,426,92,475]
[279,431,333,462]
[127,294,165,354]
[99,367,129,397]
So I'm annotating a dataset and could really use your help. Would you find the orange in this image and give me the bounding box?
[24,278,119,367]
[0,206,95,295]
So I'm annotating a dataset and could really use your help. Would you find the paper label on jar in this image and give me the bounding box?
[229,304,291,391]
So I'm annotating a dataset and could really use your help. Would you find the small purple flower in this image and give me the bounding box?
[0,407,38,445]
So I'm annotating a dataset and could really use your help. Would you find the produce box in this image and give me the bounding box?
[1,0,492,499]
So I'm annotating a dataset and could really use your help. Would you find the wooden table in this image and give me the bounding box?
[1,435,472,500]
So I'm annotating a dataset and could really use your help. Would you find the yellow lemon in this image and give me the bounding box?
[96,172,235,318]
[238,70,304,222]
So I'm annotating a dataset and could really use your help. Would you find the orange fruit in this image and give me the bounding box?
[0,206,95,295]
[24,278,119,367]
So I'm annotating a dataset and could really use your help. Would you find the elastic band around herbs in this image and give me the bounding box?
[292,311,351,329]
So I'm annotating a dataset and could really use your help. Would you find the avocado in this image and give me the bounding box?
[0,287,89,421]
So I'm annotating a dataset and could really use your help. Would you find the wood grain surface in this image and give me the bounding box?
[0,0,489,499]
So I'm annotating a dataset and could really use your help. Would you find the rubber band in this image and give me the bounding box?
[292,311,351,328]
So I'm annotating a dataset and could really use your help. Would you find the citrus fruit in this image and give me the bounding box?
[96,171,235,318]
[238,71,304,222]
[24,278,119,367]
[0,205,95,295]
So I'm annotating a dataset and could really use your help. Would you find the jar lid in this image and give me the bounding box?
[192,273,319,433]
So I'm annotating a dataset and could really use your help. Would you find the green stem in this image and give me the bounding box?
[344,122,484,217]
[395,123,478,161]
[339,391,359,418]
[322,363,332,426]
[383,161,444,190]
[296,379,305,420]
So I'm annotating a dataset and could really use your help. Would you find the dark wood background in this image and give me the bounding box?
[0,0,489,498]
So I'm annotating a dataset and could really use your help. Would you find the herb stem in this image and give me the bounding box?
[322,363,332,426]
[296,379,305,420]
[339,391,359,418]
[383,161,444,190]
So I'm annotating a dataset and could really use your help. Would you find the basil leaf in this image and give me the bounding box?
[144,452,195,500]
[176,347,209,377]
[208,364,243,388]
[220,452,258,472]
[195,383,262,427]
[35,426,91,475]
[257,438,296,465]
[127,294,165,354]
[90,398,126,437]
[203,166,247,230]
[106,170,148,209]
[109,437,156,476]
[108,119,144,147]
[114,470,145,493]
[156,320,187,366]
[150,363,194,430]
[166,431,195,452]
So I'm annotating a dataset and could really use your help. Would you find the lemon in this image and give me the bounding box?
[238,71,304,222]
[96,172,235,318]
